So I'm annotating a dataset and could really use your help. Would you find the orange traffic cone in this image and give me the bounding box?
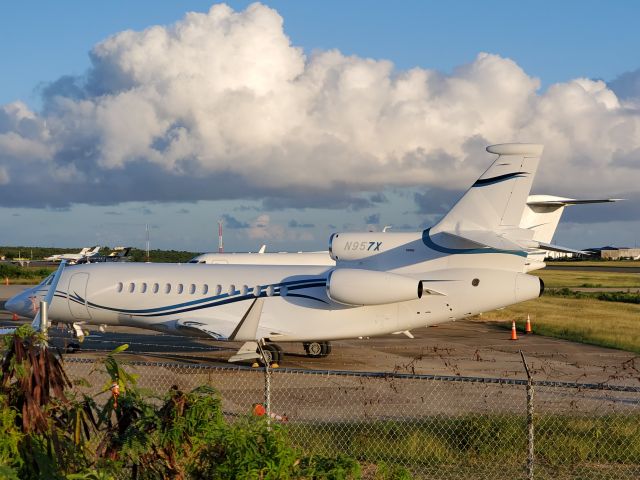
[510,320,518,341]
[525,315,532,334]
[12,313,18,321]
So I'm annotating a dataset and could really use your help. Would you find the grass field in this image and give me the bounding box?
[287,415,640,479]
[479,296,640,353]
[547,260,640,268]
[534,269,640,289]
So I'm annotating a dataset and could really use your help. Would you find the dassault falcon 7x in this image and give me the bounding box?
[5,143,615,364]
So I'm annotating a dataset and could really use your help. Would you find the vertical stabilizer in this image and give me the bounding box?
[521,195,619,261]
[432,143,544,235]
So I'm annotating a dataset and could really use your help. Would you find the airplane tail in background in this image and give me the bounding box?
[432,143,543,236]
[521,196,619,261]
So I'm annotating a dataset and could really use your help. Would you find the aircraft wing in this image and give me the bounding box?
[175,297,278,341]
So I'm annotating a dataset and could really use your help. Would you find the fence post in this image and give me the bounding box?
[39,300,49,342]
[257,342,272,425]
[520,351,534,480]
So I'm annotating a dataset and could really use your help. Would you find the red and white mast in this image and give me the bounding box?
[218,220,224,253]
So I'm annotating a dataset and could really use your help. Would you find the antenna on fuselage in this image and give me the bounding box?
[145,223,150,262]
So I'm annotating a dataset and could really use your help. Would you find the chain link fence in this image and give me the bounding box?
[63,357,640,480]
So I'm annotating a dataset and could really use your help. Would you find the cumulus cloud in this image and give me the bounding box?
[288,219,314,228]
[0,2,639,220]
[221,213,249,229]
[364,213,380,225]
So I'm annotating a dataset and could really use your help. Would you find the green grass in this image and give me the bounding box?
[0,264,54,283]
[533,269,640,289]
[547,260,640,268]
[479,296,640,353]
[285,415,640,479]
[548,288,640,304]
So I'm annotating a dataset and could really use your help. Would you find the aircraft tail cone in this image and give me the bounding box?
[510,320,518,341]
[525,315,533,334]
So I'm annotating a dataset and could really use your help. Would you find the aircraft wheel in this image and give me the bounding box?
[260,344,282,365]
[304,341,330,358]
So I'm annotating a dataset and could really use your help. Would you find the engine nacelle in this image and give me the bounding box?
[516,273,545,302]
[326,268,423,306]
[329,232,420,261]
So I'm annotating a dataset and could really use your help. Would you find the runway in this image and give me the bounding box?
[1,285,638,386]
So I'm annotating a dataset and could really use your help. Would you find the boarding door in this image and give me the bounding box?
[67,273,92,319]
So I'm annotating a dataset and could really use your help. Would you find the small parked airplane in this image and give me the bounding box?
[4,143,616,364]
[45,246,101,264]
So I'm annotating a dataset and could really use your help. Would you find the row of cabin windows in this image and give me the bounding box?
[115,282,285,297]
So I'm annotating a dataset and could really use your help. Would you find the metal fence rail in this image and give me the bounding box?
[63,358,640,480]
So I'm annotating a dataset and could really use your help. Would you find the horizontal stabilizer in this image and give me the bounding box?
[533,242,588,255]
[442,229,586,256]
[443,230,528,252]
[527,197,621,207]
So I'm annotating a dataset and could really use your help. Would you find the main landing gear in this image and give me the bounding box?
[260,343,284,365]
[303,341,331,358]
[254,341,332,366]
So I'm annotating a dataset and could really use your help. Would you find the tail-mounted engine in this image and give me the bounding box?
[326,268,423,306]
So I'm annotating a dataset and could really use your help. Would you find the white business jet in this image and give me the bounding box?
[45,246,102,264]
[45,247,91,262]
[4,144,609,364]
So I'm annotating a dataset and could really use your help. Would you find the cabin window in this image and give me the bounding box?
[140,283,147,293]
[228,284,236,295]
[215,284,222,295]
[177,283,184,294]
[165,283,171,294]
[152,283,159,294]
[202,284,209,295]
[128,283,135,293]
[116,282,123,293]
[189,284,196,294]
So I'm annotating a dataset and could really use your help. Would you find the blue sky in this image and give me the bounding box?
[1,1,640,252]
